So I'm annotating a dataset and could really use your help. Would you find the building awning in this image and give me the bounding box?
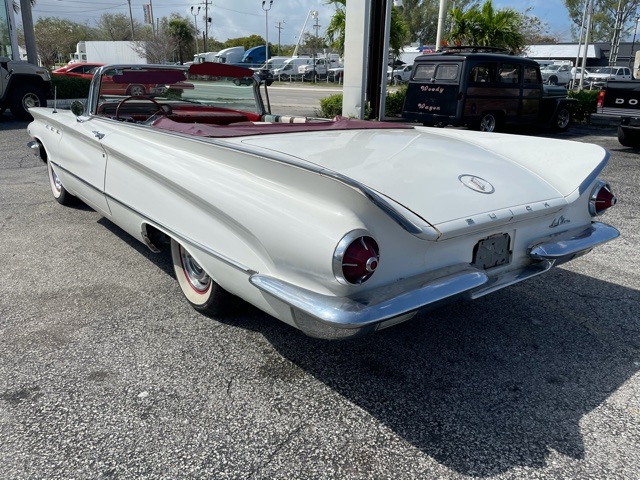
[523,44,601,59]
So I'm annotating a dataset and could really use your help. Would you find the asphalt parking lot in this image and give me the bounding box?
[1,113,638,479]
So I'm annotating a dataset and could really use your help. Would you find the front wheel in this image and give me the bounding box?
[170,239,237,316]
[553,107,571,131]
[9,84,46,120]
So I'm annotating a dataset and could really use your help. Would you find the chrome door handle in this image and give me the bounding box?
[92,131,105,139]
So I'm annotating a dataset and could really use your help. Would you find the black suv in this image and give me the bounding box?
[402,47,575,132]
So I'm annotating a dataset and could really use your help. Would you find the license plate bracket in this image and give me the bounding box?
[473,233,511,270]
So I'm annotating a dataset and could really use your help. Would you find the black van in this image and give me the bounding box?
[402,48,575,131]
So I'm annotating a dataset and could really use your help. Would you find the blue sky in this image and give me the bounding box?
[29,0,574,44]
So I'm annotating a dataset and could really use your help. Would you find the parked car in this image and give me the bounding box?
[588,66,633,88]
[388,64,413,83]
[540,63,573,85]
[27,62,619,339]
[52,62,104,80]
[402,48,576,132]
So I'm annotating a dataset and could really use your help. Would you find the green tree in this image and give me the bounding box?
[396,0,475,45]
[223,35,266,49]
[520,9,559,44]
[34,17,93,67]
[325,0,346,52]
[168,16,195,64]
[324,0,408,55]
[94,13,143,41]
[448,0,525,52]
[564,0,640,42]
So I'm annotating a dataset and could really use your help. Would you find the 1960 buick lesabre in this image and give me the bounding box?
[27,62,619,339]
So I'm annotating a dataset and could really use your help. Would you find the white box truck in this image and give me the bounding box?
[70,41,147,64]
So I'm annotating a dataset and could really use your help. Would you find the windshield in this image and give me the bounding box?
[92,63,263,122]
[543,65,561,72]
[594,67,614,74]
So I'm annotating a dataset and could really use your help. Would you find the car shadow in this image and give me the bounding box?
[249,269,638,476]
[95,216,638,476]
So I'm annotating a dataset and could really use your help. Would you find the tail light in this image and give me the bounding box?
[333,231,380,285]
[589,181,617,216]
[597,90,605,109]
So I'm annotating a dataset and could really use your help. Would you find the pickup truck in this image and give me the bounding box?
[540,63,572,85]
[588,66,633,89]
[595,80,640,147]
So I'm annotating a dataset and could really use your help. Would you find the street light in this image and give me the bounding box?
[262,0,273,62]
[191,6,201,57]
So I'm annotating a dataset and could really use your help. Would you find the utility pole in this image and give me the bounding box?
[275,20,285,56]
[127,0,135,40]
[312,11,320,83]
[204,0,210,52]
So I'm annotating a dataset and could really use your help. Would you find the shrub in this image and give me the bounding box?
[48,76,91,100]
[568,89,599,123]
[385,85,407,117]
[319,93,343,118]
[319,89,404,119]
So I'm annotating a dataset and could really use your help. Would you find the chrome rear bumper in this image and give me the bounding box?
[250,222,619,339]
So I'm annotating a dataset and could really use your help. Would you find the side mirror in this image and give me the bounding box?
[70,100,84,116]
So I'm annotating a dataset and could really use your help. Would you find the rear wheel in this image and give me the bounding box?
[553,107,571,131]
[170,238,236,316]
[9,84,46,120]
[477,112,499,132]
[618,126,640,148]
[47,159,75,205]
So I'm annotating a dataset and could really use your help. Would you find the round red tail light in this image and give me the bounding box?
[334,231,380,285]
[589,181,617,216]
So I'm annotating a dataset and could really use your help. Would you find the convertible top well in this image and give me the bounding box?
[151,116,414,138]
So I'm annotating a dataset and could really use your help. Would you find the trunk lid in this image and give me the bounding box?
[236,127,607,228]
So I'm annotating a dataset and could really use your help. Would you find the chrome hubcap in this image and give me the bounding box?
[23,93,40,109]
[50,166,62,192]
[179,246,211,293]
[557,110,569,128]
[481,116,495,131]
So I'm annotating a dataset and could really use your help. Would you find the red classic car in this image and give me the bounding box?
[52,62,104,80]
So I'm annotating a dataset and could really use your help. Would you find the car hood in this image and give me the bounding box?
[235,127,608,228]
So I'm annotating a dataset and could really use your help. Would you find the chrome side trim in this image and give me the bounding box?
[125,122,439,240]
[47,162,254,275]
[250,265,488,339]
[528,222,619,262]
[106,194,255,275]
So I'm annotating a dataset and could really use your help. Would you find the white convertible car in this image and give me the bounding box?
[27,63,619,339]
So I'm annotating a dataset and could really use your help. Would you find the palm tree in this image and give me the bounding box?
[325,0,408,55]
[168,17,194,64]
[13,0,36,13]
[449,0,525,52]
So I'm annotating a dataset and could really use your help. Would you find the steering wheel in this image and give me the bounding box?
[115,95,168,121]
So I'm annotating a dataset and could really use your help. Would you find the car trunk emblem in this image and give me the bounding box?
[459,175,495,194]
